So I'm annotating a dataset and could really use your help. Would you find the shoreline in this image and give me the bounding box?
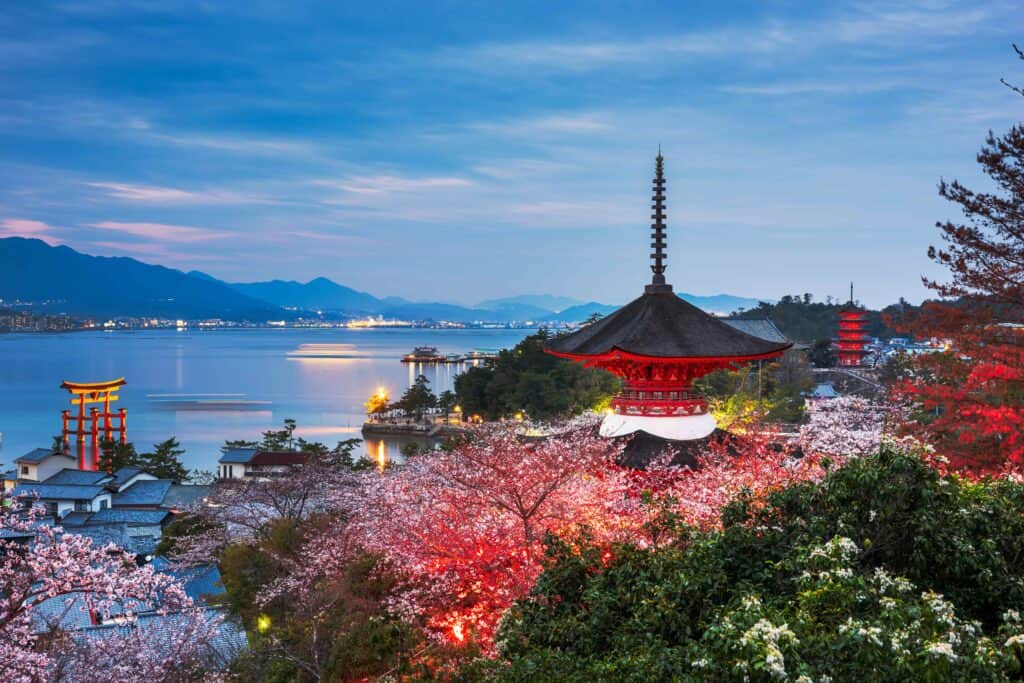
[361,422,469,438]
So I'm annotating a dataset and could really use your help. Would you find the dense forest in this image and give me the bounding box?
[731,294,920,343]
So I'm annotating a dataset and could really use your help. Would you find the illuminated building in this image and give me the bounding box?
[837,284,870,367]
[60,378,128,471]
[545,152,791,462]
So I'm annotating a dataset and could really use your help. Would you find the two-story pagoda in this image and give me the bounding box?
[545,153,791,460]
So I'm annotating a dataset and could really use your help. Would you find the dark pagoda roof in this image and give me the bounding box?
[546,151,791,361]
[547,290,791,359]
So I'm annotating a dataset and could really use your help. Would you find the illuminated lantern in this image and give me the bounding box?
[545,153,791,464]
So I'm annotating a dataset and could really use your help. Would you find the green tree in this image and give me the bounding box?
[437,389,457,424]
[454,330,620,421]
[97,438,140,472]
[393,374,437,420]
[139,437,190,482]
[489,447,1024,681]
[809,337,838,368]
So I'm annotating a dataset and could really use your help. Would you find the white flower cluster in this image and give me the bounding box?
[739,618,799,680]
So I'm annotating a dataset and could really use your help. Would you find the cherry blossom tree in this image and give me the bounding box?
[170,452,370,567]
[358,425,622,645]
[0,499,218,682]
[271,423,838,651]
[798,396,888,458]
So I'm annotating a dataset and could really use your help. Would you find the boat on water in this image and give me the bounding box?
[402,346,444,363]
[465,349,500,361]
[401,346,468,364]
[147,393,272,411]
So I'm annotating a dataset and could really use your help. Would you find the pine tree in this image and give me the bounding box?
[897,45,1024,470]
[140,437,190,482]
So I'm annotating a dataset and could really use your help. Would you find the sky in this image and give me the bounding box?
[0,1,1021,308]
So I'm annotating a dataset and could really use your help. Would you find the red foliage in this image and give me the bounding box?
[893,110,1024,471]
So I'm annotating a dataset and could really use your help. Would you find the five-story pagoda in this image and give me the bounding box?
[837,283,869,367]
[545,152,792,447]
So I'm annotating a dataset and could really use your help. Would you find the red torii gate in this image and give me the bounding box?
[60,378,128,471]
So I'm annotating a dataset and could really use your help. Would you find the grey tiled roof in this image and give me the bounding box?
[112,479,172,506]
[88,508,171,525]
[16,448,72,464]
[723,318,791,344]
[72,608,246,668]
[810,382,840,399]
[12,483,107,501]
[151,557,226,603]
[60,511,93,527]
[74,524,161,556]
[44,468,112,486]
[111,466,145,487]
[547,293,792,358]
[31,592,154,633]
[161,484,211,509]
[218,447,258,464]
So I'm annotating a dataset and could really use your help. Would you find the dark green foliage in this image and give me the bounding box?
[736,295,902,343]
[220,519,422,681]
[98,436,191,481]
[393,374,437,420]
[141,437,190,482]
[97,438,140,473]
[489,448,1024,681]
[693,349,813,424]
[155,513,218,557]
[437,389,457,422]
[454,330,620,420]
[223,419,365,465]
[809,338,838,368]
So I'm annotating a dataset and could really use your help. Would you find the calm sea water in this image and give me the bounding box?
[0,328,534,472]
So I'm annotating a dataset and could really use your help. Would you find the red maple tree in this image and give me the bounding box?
[895,46,1024,471]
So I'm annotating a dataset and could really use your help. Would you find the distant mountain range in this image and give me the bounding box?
[0,238,769,322]
[0,238,280,319]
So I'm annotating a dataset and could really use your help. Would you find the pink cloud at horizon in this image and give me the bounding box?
[88,220,232,243]
[0,218,60,245]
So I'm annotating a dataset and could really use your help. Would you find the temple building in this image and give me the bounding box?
[836,284,869,367]
[545,152,791,464]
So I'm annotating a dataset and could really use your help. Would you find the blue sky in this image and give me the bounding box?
[0,1,1021,308]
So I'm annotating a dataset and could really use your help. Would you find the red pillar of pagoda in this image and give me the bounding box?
[836,284,869,367]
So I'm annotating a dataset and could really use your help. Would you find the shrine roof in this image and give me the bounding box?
[546,291,792,359]
[59,378,126,392]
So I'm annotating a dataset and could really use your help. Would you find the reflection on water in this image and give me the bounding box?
[0,328,532,471]
[363,435,437,471]
[287,343,369,361]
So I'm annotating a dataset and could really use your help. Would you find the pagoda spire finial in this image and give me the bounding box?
[850,282,854,305]
[646,150,672,293]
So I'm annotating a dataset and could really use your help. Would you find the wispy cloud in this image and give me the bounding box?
[0,218,60,244]
[88,220,231,242]
[87,240,222,263]
[429,2,1000,74]
[720,79,909,97]
[469,113,611,136]
[148,131,316,157]
[320,175,473,195]
[85,181,262,205]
